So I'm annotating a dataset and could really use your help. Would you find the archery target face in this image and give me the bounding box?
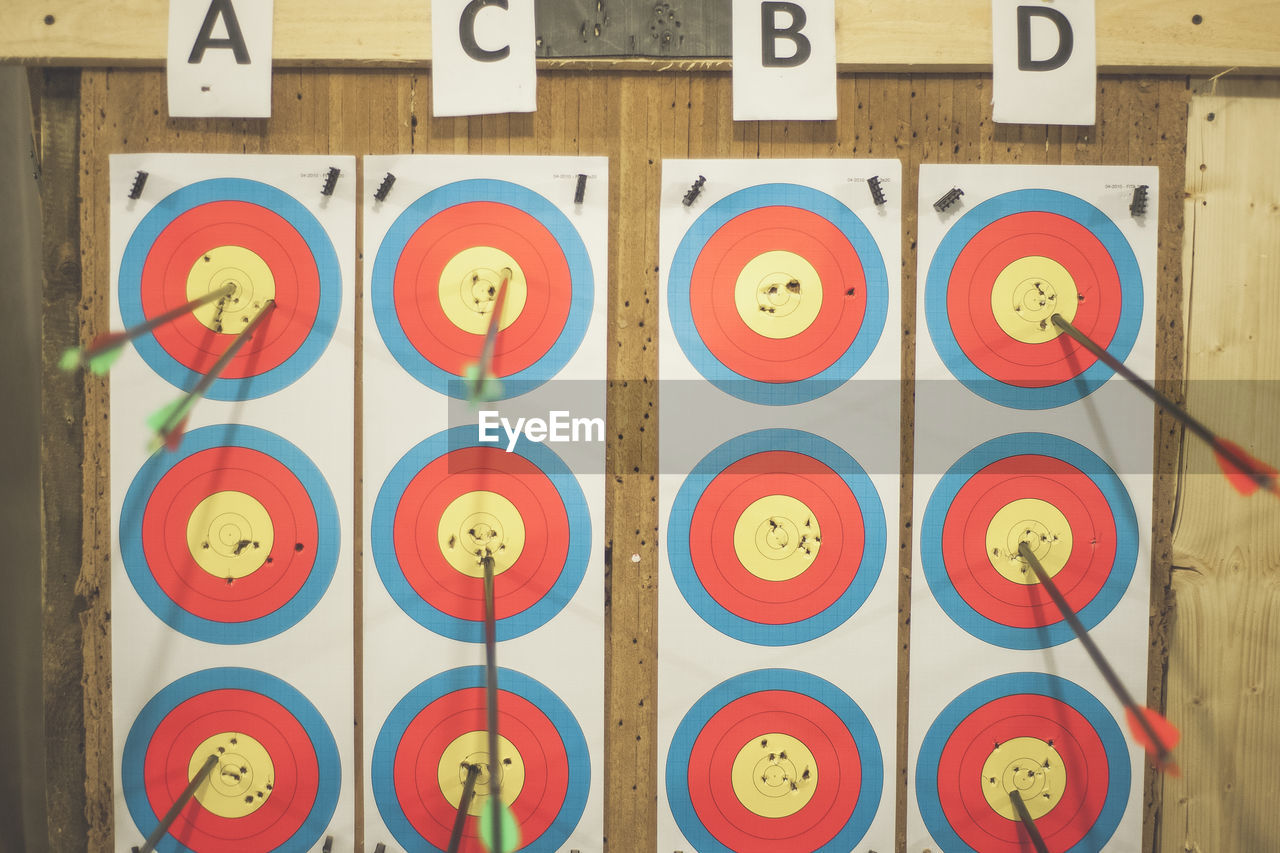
[371,179,593,399]
[122,668,340,853]
[668,183,889,405]
[371,426,590,641]
[667,429,886,645]
[666,669,882,852]
[924,189,1143,409]
[118,178,342,400]
[920,432,1138,650]
[916,672,1130,852]
[372,666,589,853]
[119,424,340,644]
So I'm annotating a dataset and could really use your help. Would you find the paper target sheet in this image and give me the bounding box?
[908,164,1159,853]
[109,154,357,851]
[657,159,902,852]
[361,155,606,853]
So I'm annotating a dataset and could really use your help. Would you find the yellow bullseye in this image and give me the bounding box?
[734,251,823,339]
[438,731,525,815]
[732,495,821,582]
[990,256,1079,344]
[985,498,1073,585]
[189,732,275,819]
[437,491,525,578]
[730,733,817,818]
[438,247,527,335]
[186,491,274,580]
[981,736,1065,821]
[187,245,276,333]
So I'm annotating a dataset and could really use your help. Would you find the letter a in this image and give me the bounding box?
[760,1,811,68]
[188,0,251,65]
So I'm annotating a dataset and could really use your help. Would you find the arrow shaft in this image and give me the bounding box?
[154,300,276,438]
[1018,543,1171,764]
[138,753,218,853]
[93,284,237,354]
[482,553,502,853]
[1051,313,1272,490]
[1008,790,1050,853]
[446,763,481,853]
[472,272,511,398]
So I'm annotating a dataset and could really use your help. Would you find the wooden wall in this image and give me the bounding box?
[45,67,1273,853]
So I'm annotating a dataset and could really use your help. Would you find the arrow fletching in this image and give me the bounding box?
[1124,705,1181,775]
[1213,439,1279,496]
[462,361,504,405]
[477,798,520,853]
[146,397,197,451]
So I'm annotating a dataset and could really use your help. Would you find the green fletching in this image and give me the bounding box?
[462,362,504,406]
[59,348,83,371]
[146,395,196,434]
[85,346,124,375]
[478,798,520,853]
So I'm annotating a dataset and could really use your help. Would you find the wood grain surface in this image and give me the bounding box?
[50,69,1194,852]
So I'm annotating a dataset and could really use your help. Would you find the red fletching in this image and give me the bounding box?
[1213,439,1279,496]
[1125,705,1181,775]
[163,417,189,451]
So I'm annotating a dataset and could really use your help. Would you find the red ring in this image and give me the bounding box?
[142,446,319,623]
[144,688,318,850]
[947,211,1121,386]
[392,687,567,850]
[940,455,1117,629]
[393,202,570,377]
[687,690,862,851]
[689,206,868,383]
[688,451,865,625]
[143,201,320,379]
[392,446,569,621]
[936,693,1110,851]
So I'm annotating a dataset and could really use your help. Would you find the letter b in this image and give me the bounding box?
[761,1,811,68]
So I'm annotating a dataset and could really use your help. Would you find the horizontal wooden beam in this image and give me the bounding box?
[1,0,1275,71]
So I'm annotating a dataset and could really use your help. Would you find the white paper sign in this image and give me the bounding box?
[993,0,1096,125]
[431,0,537,117]
[167,0,273,118]
[732,0,836,121]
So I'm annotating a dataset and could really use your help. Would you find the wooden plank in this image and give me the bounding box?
[1163,76,1280,853]
[38,67,90,853]
[3,0,1277,71]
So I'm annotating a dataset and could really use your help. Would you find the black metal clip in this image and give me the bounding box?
[867,175,886,206]
[128,170,149,200]
[321,167,340,197]
[374,172,396,203]
[1130,184,1149,217]
[933,187,964,213]
[321,836,333,852]
[574,173,588,204]
[682,175,707,207]
[373,845,386,853]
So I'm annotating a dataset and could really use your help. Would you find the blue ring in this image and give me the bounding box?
[667,429,885,645]
[122,667,341,853]
[924,189,1143,409]
[119,424,341,645]
[920,432,1138,650]
[371,666,590,853]
[665,668,883,852]
[667,183,889,405]
[915,672,1130,853]
[371,426,590,641]
[371,179,592,399]
[118,178,342,400]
